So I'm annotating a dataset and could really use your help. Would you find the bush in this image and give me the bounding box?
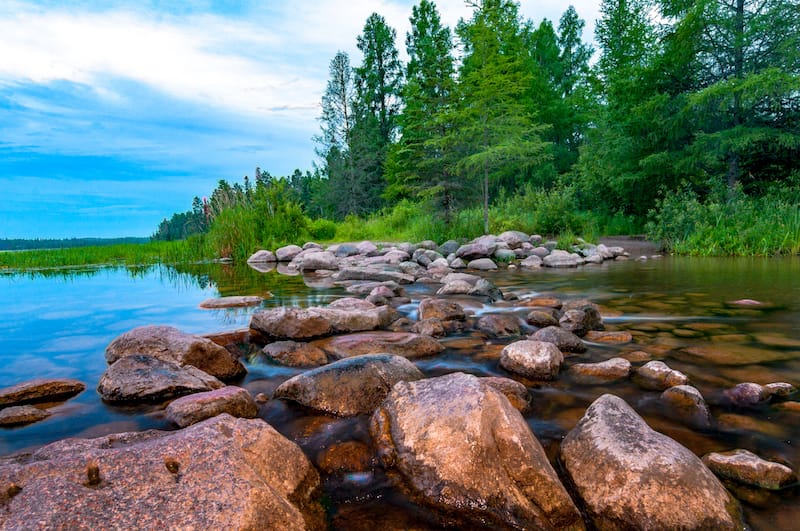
[309,218,337,241]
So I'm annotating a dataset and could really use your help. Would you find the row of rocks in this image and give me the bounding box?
[0,378,86,426]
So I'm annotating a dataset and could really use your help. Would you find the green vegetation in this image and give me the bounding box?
[0,237,149,251]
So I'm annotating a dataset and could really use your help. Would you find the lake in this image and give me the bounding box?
[1,257,798,528]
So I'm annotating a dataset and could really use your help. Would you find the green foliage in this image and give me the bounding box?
[308,218,337,241]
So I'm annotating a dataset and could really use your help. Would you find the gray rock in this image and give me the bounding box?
[500,340,564,379]
[97,355,224,403]
[261,341,328,367]
[199,296,263,309]
[275,354,424,416]
[165,386,259,427]
[418,298,466,321]
[275,244,303,261]
[455,241,497,261]
[543,250,583,268]
[297,251,339,271]
[334,243,359,257]
[246,250,277,263]
[530,326,586,353]
[356,240,379,255]
[105,325,246,381]
[469,277,504,301]
[497,230,529,249]
[520,255,542,268]
[562,299,604,331]
[336,266,415,284]
[531,246,550,258]
[0,415,323,530]
[723,382,770,407]
[436,280,472,295]
[310,332,444,360]
[467,258,498,270]
[661,385,714,430]
[560,394,743,530]
[0,378,85,407]
[449,257,467,269]
[250,304,396,340]
[417,240,439,250]
[438,239,460,256]
[702,449,797,490]
[302,241,323,250]
[440,272,481,285]
[370,373,583,530]
[493,248,517,262]
[476,314,521,338]
[525,308,560,328]
[635,361,689,391]
[0,405,50,426]
[410,318,446,337]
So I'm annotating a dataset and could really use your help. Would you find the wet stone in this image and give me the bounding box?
[500,340,564,380]
[476,314,521,338]
[530,326,586,353]
[584,330,633,344]
[525,308,559,328]
[635,361,689,391]
[660,385,714,430]
[568,358,631,384]
[702,449,797,490]
[261,341,328,368]
[0,378,86,408]
[724,382,770,407]
[0,405,51,426]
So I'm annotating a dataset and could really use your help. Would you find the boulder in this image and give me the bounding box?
[371,373,583,530]
[297,251,339,271]
[559,310,592,336]
[497,230,529,249]
[275,354,424,416]
[476,314,521,338]
[333,243,359,258]
[275,244,303,261]
[261,341,328,367]
[469,278,504,301]
[336,267,415,284]
[561,300,603,331]
[97,355,224,403]
[525,308,559,328]
[467,258,498,270]
[410,318,446,338]
[356,240,379,255]
[493,248,517,262]
[250,304,396,340]
[418,298,466,321]
[568,358,631,383]
[660,385,714,430]
[530,326,586,353]
[530,246,550,258]
[480,376,530,412]
[0,378,85,407]
[500,340,564,380]
[449,257,467,269]
[438,240,461,256]
[246,250,277,263]
[436,280,473,295]
[542,250,583,268]
[105,325,246,380]
[635,361,689,391]
[520,255,542,268]
[440,272,481,286]
[0,405,50,426]
[455,241,497,261]
[165,386,259,427]
[723,382,770,407]
[199,296,263,309]
[702,449,797,490]
[310,332,444,360]
[0,415,323,530]
[560,394,743,530]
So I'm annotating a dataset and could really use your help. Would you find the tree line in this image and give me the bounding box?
[154,0,799,253]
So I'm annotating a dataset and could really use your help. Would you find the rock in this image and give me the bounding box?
[500,340,564,380]
[521,296,562,309]
[316,441,373,474]
[303,241,323,250]
[680,343,797,365]
[525,308,560,328]
[261,341,328,367]
[764,382,797,398]
[520,255,542,268]
[97,355,224,403]
[449,257,467,269]
[568,358,631,383]
[0,378,85,407]
[635,361,689,390]
[530,246,550,258]
[467,258,498,270]
[703,449,797,490]
[336,266,415,284]
[275,354,424,416]
[250,304,395,340]
[371,373,583,530]
[559,309,592,336]
[455,241,497,261]
[561,300,603,330]
[356,240,379,255]
[440,272,481,286]
[476,314,521,337]
[438,240,460,256]
[0,415,323,529]
[429,257,449,269]
[333,243,359,257]
[723,382,770,407]
[410,318,446,338]
[311,332,444,360]
[542,250,583,268]
[584,330,632,343]
[297,251,339,271]
[497,230,529,249]
[328,297,377,311]
[199,296,263,309]
[530,326,587,353]
[480,376,530,412]
[493,248,517,262]
[276,244,303,261]
[246,249,277,263]
[469,278,504,301]
[418,298,466,321]
[436,280,473,295]
[165,386,258,427]
[105,325,246,381]
[660,385,713,430]
[560,394,743,530]
[417,239,439,250]
[0,405,51,426]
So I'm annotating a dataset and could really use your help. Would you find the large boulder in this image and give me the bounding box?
[310,332,444,360]
[274,354,424,416]
[500,340,564,380]
[455,241,497,261]
[97,355,224,403]
[0,415,323,530]
[660,385,713,430]
[165,386,259,427]
[0,378,85,407]
[275,244,303,261]
[371,373,584,529]
[542,250,583,268]
[250,304,396,340]
[246,250,277,263]
[560,394,743,530]
[476,314,521,337]
[336,266,415,284]
[498,230,529,249]
[261,340,328,367]
[296,251,339,271]
[418,298,466,321]
[530,326,586,353]
[105,325,246,381]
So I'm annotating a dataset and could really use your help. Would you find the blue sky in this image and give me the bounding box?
[0,0,599,238]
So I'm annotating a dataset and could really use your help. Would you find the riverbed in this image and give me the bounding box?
[0,256,798,528]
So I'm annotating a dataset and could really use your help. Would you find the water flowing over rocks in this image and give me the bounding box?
[560,394,744,530]
[500,340,564,380]
[702,449,797,490]
[165,386,258,427]
[370,373,584,530]
[0,378,85,407]
[0,415,323,530]
[274,354,424,416]
[105,325,246,381]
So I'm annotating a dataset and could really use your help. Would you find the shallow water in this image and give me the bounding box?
[1,257,798,528]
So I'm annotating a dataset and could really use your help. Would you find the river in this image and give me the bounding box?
[0,257,798,528]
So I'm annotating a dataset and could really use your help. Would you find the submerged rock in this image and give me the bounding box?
[274,354,424,416]
[702,449,797,490]
[371,373,584,530]
[0,378,85,407]
[105,325,246,381]
[568,358,631,383]
[560,394,743,530]
[0,405,51,426]
[660,385,714,430]
[165,386,258,427]
[500,340,564,380]
[0,415,323,530]
[199,296,263,309]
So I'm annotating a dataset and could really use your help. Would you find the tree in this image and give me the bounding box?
[448,0,551,234]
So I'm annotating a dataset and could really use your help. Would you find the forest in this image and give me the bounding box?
[153,0,800,258]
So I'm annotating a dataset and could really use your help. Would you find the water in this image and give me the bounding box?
[1,258,798,528]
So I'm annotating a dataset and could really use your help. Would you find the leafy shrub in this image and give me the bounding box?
[309,218,336,241]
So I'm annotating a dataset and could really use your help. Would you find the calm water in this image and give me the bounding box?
[1,258,798,528]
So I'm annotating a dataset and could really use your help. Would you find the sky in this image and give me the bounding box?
[0,0,600,238]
